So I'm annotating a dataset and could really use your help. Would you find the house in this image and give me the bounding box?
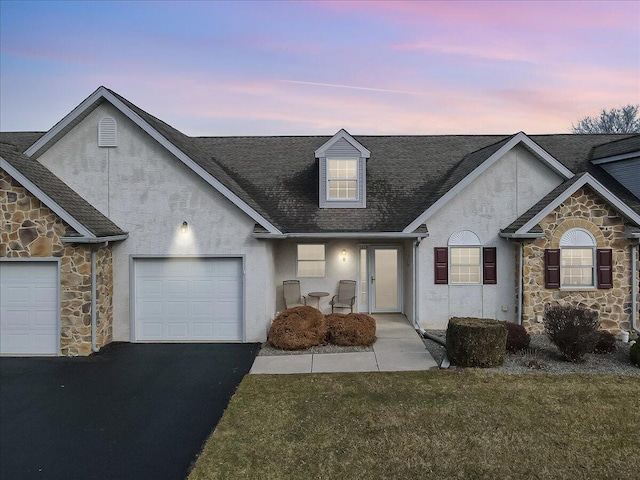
[1,86,639,356]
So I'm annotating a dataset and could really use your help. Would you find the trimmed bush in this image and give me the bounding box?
[503,322,530,353]
[446,317,507,368]
[591,330,616,354]
[631,342,640,368]
[326,313,376,346]
[544,305,599,362]
[268,306,327,350]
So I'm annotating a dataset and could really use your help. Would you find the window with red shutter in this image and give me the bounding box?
[596,249,613,289]
[482,247,497,284]
[434,247,448,284]
[545,249,560,288]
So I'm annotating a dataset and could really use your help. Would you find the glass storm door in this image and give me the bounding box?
[360,246,401,313]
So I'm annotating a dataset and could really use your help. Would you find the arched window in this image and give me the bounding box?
[448,230,482,284]
[559,228,596,287]
[98,116,117,147]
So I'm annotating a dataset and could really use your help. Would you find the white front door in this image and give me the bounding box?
[359,246,401,313]
[0,261,59,355]
[133,257,243,342]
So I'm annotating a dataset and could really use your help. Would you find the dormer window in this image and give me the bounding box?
[328,158,358,200]
[315,129,370,209]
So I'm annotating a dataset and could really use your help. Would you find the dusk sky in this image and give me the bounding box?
[1,0,638,136]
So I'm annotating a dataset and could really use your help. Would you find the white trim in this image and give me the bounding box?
[403,132,574,233]
[0,258,62,357]
[253,231,429,239]
[591,151,640,164]
[314,129,370,158]
[24,87,282,235]
[1,158,95,238]
[448,230,481,246]
[129,254,247,343]
[559,228,596,247]
[516,173,640,235]
[61,234,128,243]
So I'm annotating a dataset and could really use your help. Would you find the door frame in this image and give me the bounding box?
[357,245,403,314]
[129,254,246,343]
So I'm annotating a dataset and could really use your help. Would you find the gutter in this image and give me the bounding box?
[253,232,429,240]
[62,234,128,243]
[499,231,545,239]
[518,242,524,326]
[91,242,109,353]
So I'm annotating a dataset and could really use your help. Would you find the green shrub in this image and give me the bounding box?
[326,313,376,346]
[591,330,616,354]
[631,342,640,368]
[544,305,599,362]
[503,322,530,353]
[446,317,507,368]
[268,306,327,350]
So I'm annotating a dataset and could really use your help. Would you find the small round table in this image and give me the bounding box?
[308,291,329,310]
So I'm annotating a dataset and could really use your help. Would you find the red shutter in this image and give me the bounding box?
[596,249,613,289]
[434,247,448,284]
[482,247,497,284]
[545,249,560,289]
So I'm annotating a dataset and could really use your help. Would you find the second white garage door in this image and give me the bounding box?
[134,257,243,342]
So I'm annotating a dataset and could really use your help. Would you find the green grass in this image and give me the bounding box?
[189,371,640,480]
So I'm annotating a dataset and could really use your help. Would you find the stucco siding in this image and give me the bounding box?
[36,103,274,342]
[418,144,564,329]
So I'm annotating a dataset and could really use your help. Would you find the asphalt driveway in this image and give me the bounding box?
[0,342,260,480]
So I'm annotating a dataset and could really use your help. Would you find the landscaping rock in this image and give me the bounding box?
[326,313,376,346]
[268,306,327,350]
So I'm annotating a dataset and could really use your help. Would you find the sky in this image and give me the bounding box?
[1,0,638,136]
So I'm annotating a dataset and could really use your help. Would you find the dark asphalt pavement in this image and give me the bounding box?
[0,342,260,480]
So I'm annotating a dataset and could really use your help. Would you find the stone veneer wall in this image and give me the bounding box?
[520,187,639,334]
[1,169,114,355]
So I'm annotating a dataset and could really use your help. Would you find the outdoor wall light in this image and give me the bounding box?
[342,249,347,262]
[181,221,189,234]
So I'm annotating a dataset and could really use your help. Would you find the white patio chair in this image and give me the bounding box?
[329,280,356,313]
[283,280,307,309]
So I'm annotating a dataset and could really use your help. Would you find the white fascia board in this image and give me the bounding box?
[25,86,107,157]
[516,173,640,234]
[403,132,574,233]
[1,157,96,238]
[253,231,429,239]
[61,234,129,243]
[24,87,282,235]
[591,151,640,164]
[314,129,371,158]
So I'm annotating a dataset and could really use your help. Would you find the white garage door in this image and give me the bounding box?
[0,261,59,355]
[134,257,243,342]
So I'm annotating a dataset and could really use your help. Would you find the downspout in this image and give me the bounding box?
[413,238,450,367]
[632,243,639,334]
[518,242,524,326]
[91,242,108,353]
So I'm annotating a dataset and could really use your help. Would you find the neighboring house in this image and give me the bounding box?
[1,86,639,356]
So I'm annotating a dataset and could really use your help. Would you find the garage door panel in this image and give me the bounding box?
[134,258,243,342]
[1,262,58,355]
[140,279,163,295]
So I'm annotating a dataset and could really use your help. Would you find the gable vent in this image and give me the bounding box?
[98,116,117,147]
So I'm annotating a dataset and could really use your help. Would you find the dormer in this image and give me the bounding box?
[315,129,370,208]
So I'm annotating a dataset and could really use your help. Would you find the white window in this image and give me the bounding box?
[297,244,325,277]
[450,247,481,284]
[327,158,358,200]
[560,229,595,287]
[448,230,482,285]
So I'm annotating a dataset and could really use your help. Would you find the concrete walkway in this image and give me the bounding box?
[250,313,438,374]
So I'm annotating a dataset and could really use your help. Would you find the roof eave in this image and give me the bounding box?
[499,231,545,239]
[253,231,429,240]
[61,234,129,243]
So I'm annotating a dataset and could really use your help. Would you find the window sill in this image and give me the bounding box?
[559,287,597,292]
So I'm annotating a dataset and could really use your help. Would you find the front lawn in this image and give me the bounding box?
[189,371,640,479]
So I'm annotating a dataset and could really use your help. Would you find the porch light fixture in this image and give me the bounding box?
[342,249,347,262]
[181,221,189,234]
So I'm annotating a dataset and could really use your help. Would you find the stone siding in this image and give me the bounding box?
[520,187,639,334]
[1,169,114,355]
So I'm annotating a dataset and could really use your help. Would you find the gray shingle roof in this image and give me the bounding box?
[0,142,126,238]
[591,134,640,160]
